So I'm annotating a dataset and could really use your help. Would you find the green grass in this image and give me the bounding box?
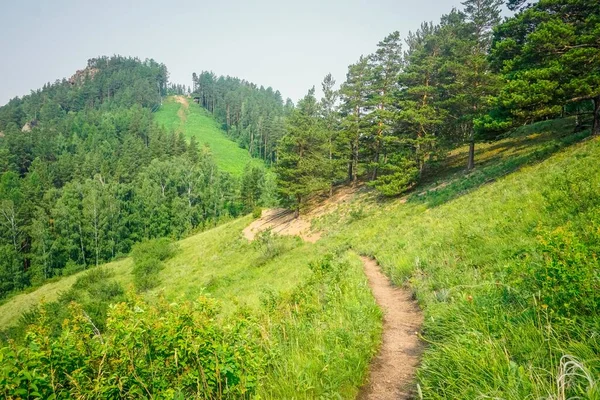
[0,258,133,329]
[315,119,600,398]
[2,117,598,398]
[0,216,381,397]
[153,96,259,175]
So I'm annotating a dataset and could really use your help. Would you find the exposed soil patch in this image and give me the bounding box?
[243,208,321,243]
[243,185,362,243]
[358,257,423,400]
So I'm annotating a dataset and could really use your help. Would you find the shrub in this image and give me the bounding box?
[0,297,264,399]
[252,229,298,265]
[131,237,177,262]
[525,227,599,319]
[131,238,177,291]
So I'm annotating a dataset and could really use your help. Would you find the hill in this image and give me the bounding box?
[153,96,260,176]
[2,117,598,398]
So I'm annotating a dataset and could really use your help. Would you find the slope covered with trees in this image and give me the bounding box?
[191,72,292,164]
[0,57,272,300]
[275,0,599,211]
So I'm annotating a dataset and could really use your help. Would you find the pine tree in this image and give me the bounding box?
[276,89,328,216]
[486,0,600,135]
[367,32,403,180]
[459,0,503,170]
[319,73,343,195]
[398,23,446,177]
[340,56,371,184]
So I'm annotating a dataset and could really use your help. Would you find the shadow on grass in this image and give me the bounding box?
[406,117,592,208]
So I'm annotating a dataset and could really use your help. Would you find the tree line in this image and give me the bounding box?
[273,0,599,210]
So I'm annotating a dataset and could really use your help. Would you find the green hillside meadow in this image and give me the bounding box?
[153,96,259,176]
[2,117,598,398]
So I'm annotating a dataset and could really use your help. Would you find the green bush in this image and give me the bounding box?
[131,238,177,291]
[252,229,299,265]
[252,206,262,219]
[523,227,600,319]
[0,296,264,399]
[131,237,177,262]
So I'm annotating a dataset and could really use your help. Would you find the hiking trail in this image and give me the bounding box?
[358,256,423,400]
[243,190,424,399]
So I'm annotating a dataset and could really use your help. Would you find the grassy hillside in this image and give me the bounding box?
[153,96,259,175]
[0,217,380,398]
[2,117,598,398]
[316,120,599,398]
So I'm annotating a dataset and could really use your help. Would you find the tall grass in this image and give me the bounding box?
[321,123,600,398]
[257,252,381,398]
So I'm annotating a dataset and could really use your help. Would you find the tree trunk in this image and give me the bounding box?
[372,138,381,181]
[352,140,359,185]
[348,144,354,182]
[295,194,301,218]
[467,138,475,171]
[329,139,334,197]
[593,96,600,136]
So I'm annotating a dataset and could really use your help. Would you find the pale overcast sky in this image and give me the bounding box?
[1,0,484,106]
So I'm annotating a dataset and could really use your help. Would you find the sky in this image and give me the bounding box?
[1,0,475,106]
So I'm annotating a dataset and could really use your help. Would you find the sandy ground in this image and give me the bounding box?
[358,257,424,400]
[242,185,361,243]
[243,208,321,243]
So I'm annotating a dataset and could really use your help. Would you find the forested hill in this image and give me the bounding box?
[0,57,272,300]
[0,56,167,134]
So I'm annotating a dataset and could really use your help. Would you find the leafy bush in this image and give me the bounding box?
[252,229,299,266]
[0,296,264,399]
[521,227,600,319]
[131,237,177,262]
[0,253,378,398]
[131,238,177,291]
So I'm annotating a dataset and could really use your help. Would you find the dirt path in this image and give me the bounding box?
[359,256,423,400]
[242,188,424,398]
[173,95,189,124]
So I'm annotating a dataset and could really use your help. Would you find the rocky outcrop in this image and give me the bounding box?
[69,67,99,86]
[21,120,38,132]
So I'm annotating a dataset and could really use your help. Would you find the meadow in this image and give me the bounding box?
[316,119,600,399]
[153,96,260,176]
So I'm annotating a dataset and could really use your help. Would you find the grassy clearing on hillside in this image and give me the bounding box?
[0,258,132,329]
[153,97,258,175]
[316,120,599,398]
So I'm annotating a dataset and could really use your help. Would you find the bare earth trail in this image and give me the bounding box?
[358,256,423,400]
[243,190,424,398]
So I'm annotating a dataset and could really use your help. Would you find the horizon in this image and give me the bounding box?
[0,0,499,107]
